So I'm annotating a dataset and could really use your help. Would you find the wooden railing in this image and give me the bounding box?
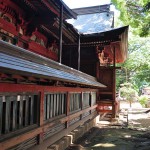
[0,83,98,150]
[69,93,81,112]
[0,94,38,136]
[44,93,66,121]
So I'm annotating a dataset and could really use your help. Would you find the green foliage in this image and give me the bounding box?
[112,0,150,37]
[114,1,150,93]
[138,95,149,107]
[119,83,138,107]
[116,36,150,91]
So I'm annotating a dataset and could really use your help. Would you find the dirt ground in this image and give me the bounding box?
[66,109,150,150]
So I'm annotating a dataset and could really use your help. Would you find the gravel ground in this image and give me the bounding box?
[66,109,150,150]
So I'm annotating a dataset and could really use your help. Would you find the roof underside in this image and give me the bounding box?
[0,41,106,88]
[11,0,78,44]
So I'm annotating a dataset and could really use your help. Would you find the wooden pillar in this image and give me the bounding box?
[59,4,63,63]
[113,46,116,68]
[78,34,80,71]
[112,46,116,118]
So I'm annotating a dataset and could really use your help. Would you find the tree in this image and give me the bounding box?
[116,36,150,92]
[138,95,149,107]
[113,0,150,94]
[119,83,138,107]
[111,0,150,37]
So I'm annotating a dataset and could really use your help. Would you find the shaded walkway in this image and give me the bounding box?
[66,110,150,150]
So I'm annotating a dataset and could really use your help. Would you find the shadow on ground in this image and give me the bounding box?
[67,125,150,150]
[66,110,150,150]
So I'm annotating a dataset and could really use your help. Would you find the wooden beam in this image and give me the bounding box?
[41,0,60,17]
[0,83,97,93]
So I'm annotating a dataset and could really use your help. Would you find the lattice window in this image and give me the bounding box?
[0,93,38,136]
[83,92,91,108]
[44,93,66,121]
[91,92,97,106]
[69,93,81,112]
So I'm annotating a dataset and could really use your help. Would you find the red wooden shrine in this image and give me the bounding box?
[0,0,128,150]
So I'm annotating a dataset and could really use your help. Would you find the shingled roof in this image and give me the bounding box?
[0,40,106,88]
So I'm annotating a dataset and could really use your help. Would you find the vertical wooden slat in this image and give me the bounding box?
[47,94,50,119]
[73,94,75,111]
[19,95,23,128]
[12,96,17,131]
[70,94,72,112]
[66,93,70,116]
[5,96,11,133]
[91,92,93,106]
[55,94,57,116]
[0,96,3,135]
[38,91,44,144]
[72,94,74,111]
[44,94,47,120]
[80,92,83,120]
[58,94,61,115]
[56,94,59,116]
[77,94,79,109]
[30,95,34,125]
[89,92,92,114]
[61,94,64,114]
[82,93,85,108]
[79,93,81,109]
[50,94,53,118]
[25,95,29,126]
[76,94,78,110]
[53,94,56,117]
[66,92,70,128]
[40,91,44,125]
[74,94,76,111]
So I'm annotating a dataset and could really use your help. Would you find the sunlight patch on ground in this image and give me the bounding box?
[124,135,131,138]
[93,143,116,148]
